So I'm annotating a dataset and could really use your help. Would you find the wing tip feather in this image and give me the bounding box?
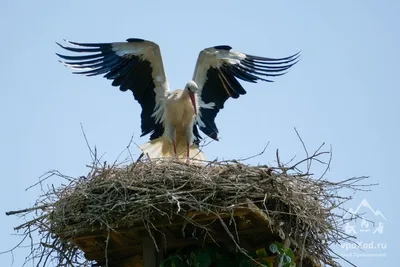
[213,45,232,51]
[126,38,146,43]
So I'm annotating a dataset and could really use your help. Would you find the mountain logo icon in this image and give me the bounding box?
[343,199,387,221]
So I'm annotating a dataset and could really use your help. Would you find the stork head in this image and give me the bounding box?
[185,80,198,93]
[185,81,198,115]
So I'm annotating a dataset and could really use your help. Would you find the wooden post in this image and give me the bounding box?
[142,236,157,267]
[156,232,166,266]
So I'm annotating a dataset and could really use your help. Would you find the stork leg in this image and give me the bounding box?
[165,124,177,157]
[186,143,190,164]
[185,124,194,164]
[173,141,177,155]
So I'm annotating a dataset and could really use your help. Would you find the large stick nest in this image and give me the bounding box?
[5,146,370,267]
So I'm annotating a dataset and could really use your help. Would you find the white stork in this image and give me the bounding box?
[56,38,299,163]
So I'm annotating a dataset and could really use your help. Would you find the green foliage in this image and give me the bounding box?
[256,248,267,258]
[160,242,296,267]
[269,242,296,267]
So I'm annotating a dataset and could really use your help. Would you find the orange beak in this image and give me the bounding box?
[188,91,197,116]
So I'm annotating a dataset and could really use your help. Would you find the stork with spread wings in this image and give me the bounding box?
[56,38,299,163]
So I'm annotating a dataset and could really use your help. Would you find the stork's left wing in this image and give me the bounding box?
[192,45,299,141]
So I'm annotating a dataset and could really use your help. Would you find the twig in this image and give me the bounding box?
[294,127,310,171]
[5,205,49,216]
[239,142,270,161]
[80,123,96,164]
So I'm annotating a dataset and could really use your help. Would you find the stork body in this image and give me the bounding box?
[140,85,202,163]
[164,87,198,151]
[56,38,299,163]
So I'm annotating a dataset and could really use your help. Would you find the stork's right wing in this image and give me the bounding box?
[192,45,299,141]
[56,38,170,140]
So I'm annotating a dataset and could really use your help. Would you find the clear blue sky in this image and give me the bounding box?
[1,0,399,266]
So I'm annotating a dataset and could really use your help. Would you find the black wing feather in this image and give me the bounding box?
[56,52,103,61]
[198,48,299,141]
[56,39,164,140]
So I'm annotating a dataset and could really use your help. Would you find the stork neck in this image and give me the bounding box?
[181,88,191,99]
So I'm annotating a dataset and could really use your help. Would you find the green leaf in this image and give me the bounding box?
[280,246,295,267]
[283,247,295,261]
[274,242,284,252]
[256,248,268,258]
[269,243,279,254]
